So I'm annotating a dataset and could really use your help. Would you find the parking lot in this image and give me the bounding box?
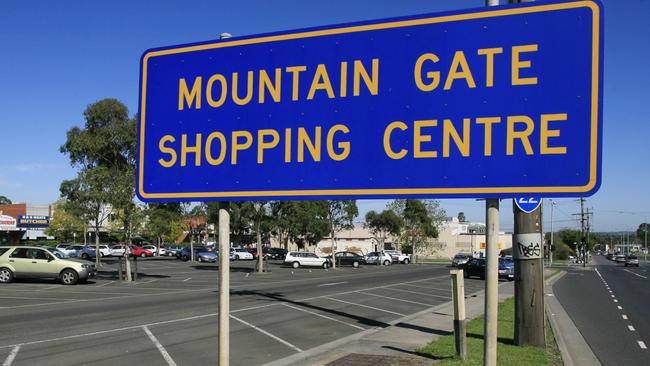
[0,258,487,366]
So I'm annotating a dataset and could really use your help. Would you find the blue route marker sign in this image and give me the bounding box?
[515,197,543,214]
[136,0,603,202]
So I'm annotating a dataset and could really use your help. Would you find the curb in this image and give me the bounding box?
[545,271,602,366]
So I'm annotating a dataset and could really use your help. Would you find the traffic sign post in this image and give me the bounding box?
[136,0,603,203]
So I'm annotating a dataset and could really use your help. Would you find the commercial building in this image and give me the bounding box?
[0,203,54,244]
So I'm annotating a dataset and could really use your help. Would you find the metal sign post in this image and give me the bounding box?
[218,209,230,365]
[483,198,499,366]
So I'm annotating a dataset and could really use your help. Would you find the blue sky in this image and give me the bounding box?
[0,0,648,233]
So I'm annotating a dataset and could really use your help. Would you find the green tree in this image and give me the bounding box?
[60,99,137,271]
[322,200,358,269]
[145,203,184,254]
[45,201,85,242]
[0,196,11,205]
[457,212,466,223]
[389,199,446,262]
[270,201,329,250]
[364,210,402,252]
[637,223,649,245]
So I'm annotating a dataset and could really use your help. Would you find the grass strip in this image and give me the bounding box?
[416,297,562,365]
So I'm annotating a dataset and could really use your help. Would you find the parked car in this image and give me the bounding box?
[177,246,212,261]
[164,246,182,257]
[128,244,153,258]
[384,250,411,264]
[364,251,395,265]
[110,244,127,257]
[142,245,166,256]
[452,253,473,267]
[78,246,97,260]
[460,258,514,281]
[266,247,288,260]
[606,253,614,261]
[327,251,366,268]
[230,248,253,260]
[625,255,639,267]
[0,246,96,285]
[248,248,270,260]
[614,255,626,263]
[284,252,329,269]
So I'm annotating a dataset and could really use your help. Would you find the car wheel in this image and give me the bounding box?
[81,253,89,259]
[463,270,469,278]
[198,257,203,263]
[292,261,300,269]
[383,260,391,266]
[140,253,146,258]
[235,255,240,261]
[480,273,485,280]
[322,262,329,269]
[60,269,79,285]
[0,268,14,283]
[352,261,359,268]
[403,258,410,265]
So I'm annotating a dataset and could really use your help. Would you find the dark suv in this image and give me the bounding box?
[460,258,514,281]
[266,247,288,260]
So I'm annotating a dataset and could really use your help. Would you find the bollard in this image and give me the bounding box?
[451,269,467,360]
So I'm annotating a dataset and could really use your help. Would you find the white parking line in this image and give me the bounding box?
[614,299,619,303]
[618,306,623,310]
[629,325,636,331]
[2,345,19,366]
[324,297,406,316]
[283,303,365,330]
[624,269,648,279]
[639,341,647,349]
[183,278,192,282]
[400,283,452,292]
[385,287,453,299]
[622,315,628,320]
[143,326,177,366]
[230,315,302,352]
[356,291,435,307]
[95,281,114,287]
[134,280,157,285]
[317,282,348,287]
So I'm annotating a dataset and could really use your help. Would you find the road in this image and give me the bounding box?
[553,255,649,365]
[0,258,486,366]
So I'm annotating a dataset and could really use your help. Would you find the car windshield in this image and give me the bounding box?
[628,256,637,259]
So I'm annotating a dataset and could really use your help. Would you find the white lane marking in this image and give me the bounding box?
[624,269,648,279]
[37,285,61,291]
[639,341,647,349]
[617,306,623,310]
[2,345,20,366]
[357,291,435,307]
[317,281,348,287]
[614,299,619,303]
[0,296,78,301]
[143,326,177,366]
[283,303,365,330]
[95,281,114,287]
[611,295,615,298]
[324,297,406,316]
[183,278,192,282]
[622,315,628,320]
[628,325,636,331]
[230,315,302,352]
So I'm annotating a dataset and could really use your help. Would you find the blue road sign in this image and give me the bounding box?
[136,0,603,202]
[515,197,543,214]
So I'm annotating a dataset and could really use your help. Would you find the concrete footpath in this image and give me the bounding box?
[266,281,514,366]
[545,269,602,366]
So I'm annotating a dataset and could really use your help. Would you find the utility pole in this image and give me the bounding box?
[513,201,545,346]
[573,198,587,266]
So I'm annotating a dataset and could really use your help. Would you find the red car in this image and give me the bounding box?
[129,244,153,258]
[248,248,270,259]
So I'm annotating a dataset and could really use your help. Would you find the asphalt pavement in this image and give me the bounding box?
[553,255,649,366]
[0,258,487,366]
